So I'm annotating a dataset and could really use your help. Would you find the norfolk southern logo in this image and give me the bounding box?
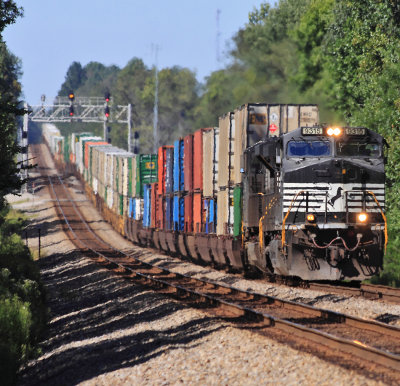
[328,187,343,207]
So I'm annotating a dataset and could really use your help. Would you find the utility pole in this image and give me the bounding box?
[153,44,159,153]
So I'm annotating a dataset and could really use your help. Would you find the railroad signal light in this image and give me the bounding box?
[105,106,110,118]
[68,92,75,101]
[105,92,111,102]
[69,105,74,116]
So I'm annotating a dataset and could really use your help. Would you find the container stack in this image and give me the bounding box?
[156,146,174,230]
[135,154,157,227]
[217,112,235,236]
[183,134,194,233]
[202,127,219,234]
[173,138,184,232]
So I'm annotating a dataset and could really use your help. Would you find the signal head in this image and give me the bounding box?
[105,106,110,118]
[104,92,111,102]
[69,105,74,116]
[68,92,75,101]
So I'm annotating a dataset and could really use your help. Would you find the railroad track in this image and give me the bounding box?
[31,144,400,380]
[30,144,400,305]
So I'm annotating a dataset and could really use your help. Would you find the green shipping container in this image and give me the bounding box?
[120,194,124,216]
[136,154,158,198]
[128,157,133,197]
[233,186,242,237]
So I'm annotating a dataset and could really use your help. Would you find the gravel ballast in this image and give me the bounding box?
[10,144,393,385]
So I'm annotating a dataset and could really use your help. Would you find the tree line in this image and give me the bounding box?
[59,0,400,284]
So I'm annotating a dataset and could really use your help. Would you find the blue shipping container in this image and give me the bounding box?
[128,198,134,218]
[165,196,173,230]
[165,147,174,194]
[173,139,184,192]
[173,194,184,231]
[143,184,152,227]
[208,199,216,233]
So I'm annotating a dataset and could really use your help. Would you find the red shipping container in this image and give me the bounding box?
[184,134,193,192]
[150,182,158,228]
[184,194,193,233]
[193,192,203,233]
[84,141,108,169]
[157,146,173,196]
[156,195,165,229]
[193,129,205,191]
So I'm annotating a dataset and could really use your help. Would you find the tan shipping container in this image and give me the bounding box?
[233,103,319,184]
[203,129,214,197]
[218,112,234,189]
[216,188,234,235]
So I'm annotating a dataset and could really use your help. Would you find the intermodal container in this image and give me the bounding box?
[233,186,242,237]
[156,195,164,229]
[165,195,173,230]
[157,146,173,196]
[150,182,158,228]
[165,147,174,194]
[202,127,219,197]
[193,129,206,191]
[143,184,151,227]
[193,192,202,233]
[128,197,134,218]
[203,198,216,234]
[173,139,184,192]
[85,141,108,170]
[218,113,234,189]
[136,154,158,198]
[128,156,137,198]
[216,188,234,235]
[184,194,193,233]
[184,134,194,192]
[173,194,184,231]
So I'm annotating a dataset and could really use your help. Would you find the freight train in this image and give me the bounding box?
[41,102,387,281]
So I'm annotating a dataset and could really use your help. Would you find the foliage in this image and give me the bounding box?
[55,0,400,284]
[0,207,47,385]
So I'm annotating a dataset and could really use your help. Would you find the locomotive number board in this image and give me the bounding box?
[301,127,367,136]
[301,127,323,135]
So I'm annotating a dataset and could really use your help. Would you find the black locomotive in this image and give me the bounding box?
[243,125,386,280]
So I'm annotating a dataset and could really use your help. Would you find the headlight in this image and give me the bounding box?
[306,213,316,223]
[358,213,368,223]
[327,127,342,136]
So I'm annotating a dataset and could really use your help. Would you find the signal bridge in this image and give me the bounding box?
[28,96,131,125]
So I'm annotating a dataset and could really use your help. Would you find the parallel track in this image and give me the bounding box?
[29,144,399,380]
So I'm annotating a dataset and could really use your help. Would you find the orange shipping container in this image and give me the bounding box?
[193,129,209,191]
[150,182,158,228]
[193,192,202,233]
[156,195,165,229]
[184,194,193,233]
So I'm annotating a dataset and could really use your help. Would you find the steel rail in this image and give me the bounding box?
[44,171,400,373]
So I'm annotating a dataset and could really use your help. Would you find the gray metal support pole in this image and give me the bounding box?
[23,103,29,193]
[103,104,107,142]
[127,103,132,153]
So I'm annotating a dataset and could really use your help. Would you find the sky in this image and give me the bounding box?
[3,0,265,105]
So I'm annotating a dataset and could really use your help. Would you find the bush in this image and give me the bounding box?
[0,295,32,385]
[0,207,47,385]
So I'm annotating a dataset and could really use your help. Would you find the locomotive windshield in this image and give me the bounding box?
[336,141,381,158]
[287,140,331,157]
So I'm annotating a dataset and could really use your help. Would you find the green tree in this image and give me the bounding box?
[58,61,87,96]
